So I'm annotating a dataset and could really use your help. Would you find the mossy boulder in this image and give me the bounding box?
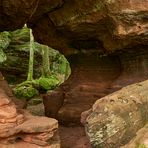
[0,26,71,83]
[0,26,71,99]
[14,84,39,99]
[39,76,60,90]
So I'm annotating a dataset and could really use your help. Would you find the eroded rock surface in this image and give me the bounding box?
[0,0,37,31]
[43,52,120,124]
[43,48,148,125]
[81,79,148,148]
[0,72,60,148]
[32,0,148,53]
[1,0,148,53]
[121,123,148,148]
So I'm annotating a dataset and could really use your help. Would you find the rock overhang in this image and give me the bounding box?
[1,0,148,54]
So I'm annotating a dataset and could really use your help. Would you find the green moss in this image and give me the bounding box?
[0,49,7,63]
[1,27,71,82]
[50,54,71,82]
[28,98,42,105]
[13,75,60,99]
[0,31,11,63]
[0,31,11,49]
[1,26,71,99]
[39,75,60,90]
[13,81,39,99]
[137,144,147,148]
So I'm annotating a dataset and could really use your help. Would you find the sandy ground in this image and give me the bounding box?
[59,126,91,148]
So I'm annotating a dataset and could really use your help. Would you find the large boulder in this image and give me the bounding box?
[81,79,148,148]
[0,27,71,84]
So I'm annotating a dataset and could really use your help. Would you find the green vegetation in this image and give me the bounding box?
[39,75,60,90]
[137,144,147,148]
[0,31,11,63]
[14,83,39,99]
[0,26,71,99]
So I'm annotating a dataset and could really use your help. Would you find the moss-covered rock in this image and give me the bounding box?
[0,26,71,83]
[0,26,71,99]
[39,76,60,90]
[0,31,11,63]
[14,83,39,99]
[0,31,11,49]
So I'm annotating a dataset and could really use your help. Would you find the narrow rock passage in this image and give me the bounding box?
[44,48,148,125]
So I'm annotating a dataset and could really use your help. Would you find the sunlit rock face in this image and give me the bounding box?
[0,73,60,148]
[81,79,148,148]
[1,0,148,52]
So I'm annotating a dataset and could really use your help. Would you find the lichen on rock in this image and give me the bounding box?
[82,80,148,148]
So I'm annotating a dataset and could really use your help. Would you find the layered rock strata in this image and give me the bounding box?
[1,0,148,53]
[0,72,60,148]
[43,48,148,125]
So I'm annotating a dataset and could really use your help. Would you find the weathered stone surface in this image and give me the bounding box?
[0,72,60,148]
[43,48,148,125]
[82,80,148,148]
[43,53,121,124]
[121,123,148,148]
[0,141,60,148]
[32,0,148,54]
[43,89,64,118]
[1,0,148,52]
[59,126,91,148]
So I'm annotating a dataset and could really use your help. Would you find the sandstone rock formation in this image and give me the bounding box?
[81,79,148,148]
[121,123,148,148]
[0,0,37,31]
[1,0,148,53]
[0,72,60,148]
[43,48,148,125]
[1,0,148,147]
[32,0,148,53]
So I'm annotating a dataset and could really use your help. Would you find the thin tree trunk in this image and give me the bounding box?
[27,29,34,81]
